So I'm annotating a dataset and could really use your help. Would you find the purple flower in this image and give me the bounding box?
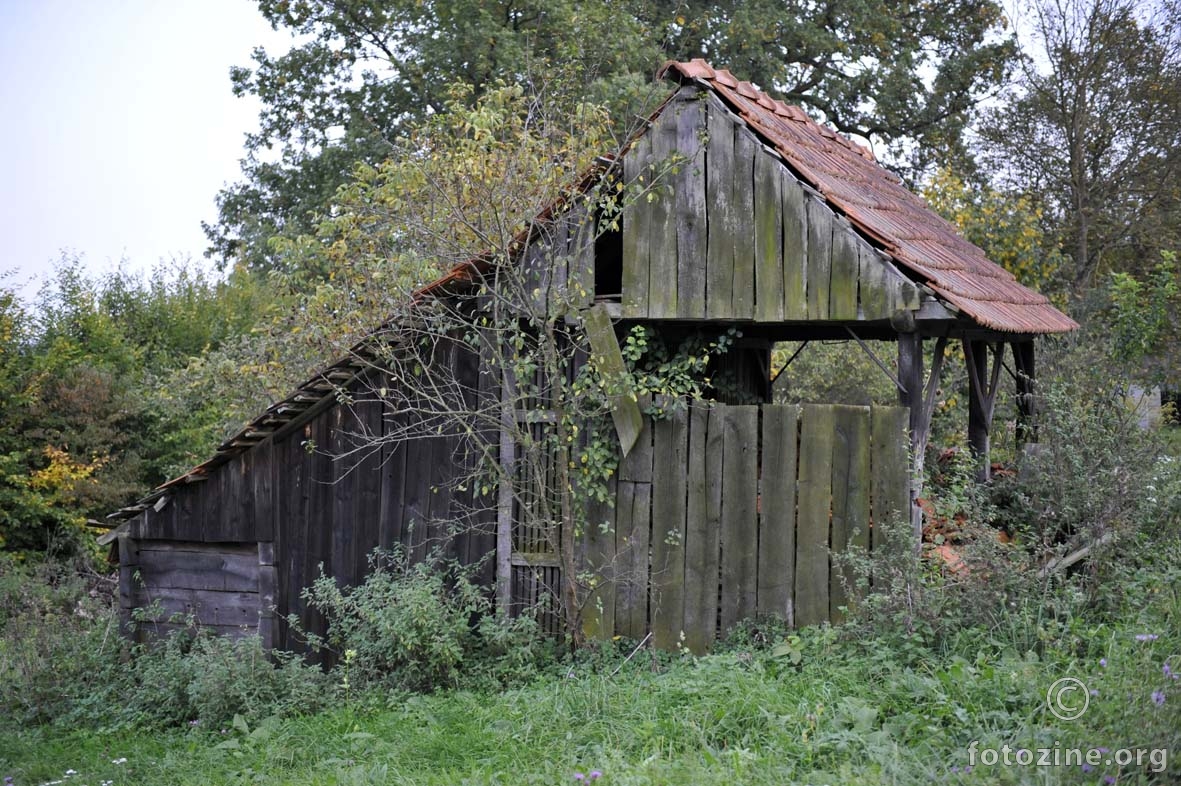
[1090,689,1099,696]
[1096,747,1110,754]
[1105,777,1116,785]
[1082,763,1094,773]
[1135,633,1159,642]
[1152,690,1166,706]
[589,772,602,781]
[963,766,971,774]
[1165,663,1173,678]
[574,774,585,782]
[1099,658,1107,667]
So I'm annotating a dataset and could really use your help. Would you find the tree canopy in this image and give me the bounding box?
[208,0,1015,273]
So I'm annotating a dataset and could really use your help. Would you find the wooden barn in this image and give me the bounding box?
[104,60,1077,654]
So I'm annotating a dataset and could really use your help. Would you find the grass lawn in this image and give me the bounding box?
[4,599,1179,786]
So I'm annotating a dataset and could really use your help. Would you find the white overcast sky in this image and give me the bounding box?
[0,0,291,299]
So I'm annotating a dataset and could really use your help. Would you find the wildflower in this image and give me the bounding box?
[1082,763,1093,773]
[963,766,971,774]
[1090,689,1099,696]
[1105,777,1116,785]
[1164,663,1173,679]
[188,719,200,726]
[1152,690,1166,706]
[1099,658,1107,668]
[589,772,602,780]
[574,774,585,782]
[1135,634,1159,642]
[111,758,127,765]
[1096,747,1110,754]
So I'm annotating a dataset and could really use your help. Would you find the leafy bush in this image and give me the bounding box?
[0,556,333,730]
[294,548,557,693]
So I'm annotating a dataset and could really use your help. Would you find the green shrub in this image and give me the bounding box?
[294,548,558,693]
[0,556,333,731]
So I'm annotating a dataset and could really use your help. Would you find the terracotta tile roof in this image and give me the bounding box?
[659,59,1079,334]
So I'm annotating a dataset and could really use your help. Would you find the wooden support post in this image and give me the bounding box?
[964,341,1003,482]
[258,541,276,651]
[1013,340,1037,446]
[117,534,140,641]
[896,332,923,550]
[496,367,516,616]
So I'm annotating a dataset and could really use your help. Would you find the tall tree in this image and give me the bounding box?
[977,0,1181,293]
[209,0,1015,274]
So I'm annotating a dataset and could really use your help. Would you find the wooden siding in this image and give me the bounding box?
[581,402,910,652]
[119,539,267,642]
[130,342,495,651]
[622,90,920,322]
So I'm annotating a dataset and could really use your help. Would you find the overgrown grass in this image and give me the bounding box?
[3,540,1179,785]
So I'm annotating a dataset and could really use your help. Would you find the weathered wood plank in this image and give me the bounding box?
[379,407,408,552]
[844,406,872,605]
[829,217,860,320]
[650,403,687,650]
[796,404,834,626]
[705,99,735,320]
[757,404,798,623]
[118,535,140,637]
[330,406,357,587]
[135,546,260,593]
[649,101,680,318]
[805,192,832,320]
[829,405,870,620]
[719,405,758,633]
[258,562,277,649]
[132,587,261,628]
[870,405,911,558]
[754,148,784,322]
[356,389,384,572]
[614,479,651,640]
[275,428,304,646]
[858,245,890,320]
[622,132,652,318]
[584,304,642,456]
[731,127,757,319]
[548,208,570,310]
[682,403,716,653]
[582,471,617,640]
[307,414,334,636]
[251,440,275,541]
[567,203,596,309]
[618,395,653,482]
[427,428,456,562]
[612,479,635,638]
[401,430,436,564]
[782,171,809,320]
[674,92,707,319]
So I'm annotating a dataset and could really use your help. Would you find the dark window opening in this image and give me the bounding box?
[594,213,622,300]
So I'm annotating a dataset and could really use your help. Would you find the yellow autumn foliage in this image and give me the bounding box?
[29,446,106,494]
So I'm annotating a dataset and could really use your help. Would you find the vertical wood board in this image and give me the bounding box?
[757,404,798,623]
[754,148,784,322]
